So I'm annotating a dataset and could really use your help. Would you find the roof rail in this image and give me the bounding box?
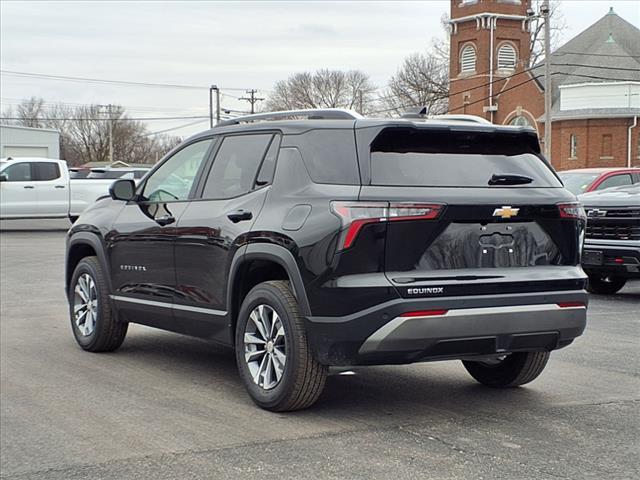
[216,108,363,127]
[401,109,492,125]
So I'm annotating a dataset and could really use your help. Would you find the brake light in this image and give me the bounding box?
[400,309,448,317]
[330,201,443,250]
[558,202,586,222]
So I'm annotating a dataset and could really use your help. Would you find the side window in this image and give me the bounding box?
[34,162,61,181]
[1,163,32,181]
[202,134,273,199]
[142,139,213,202]
[256,135,281,186]
[297,129,359,184]
[596,174,633,190]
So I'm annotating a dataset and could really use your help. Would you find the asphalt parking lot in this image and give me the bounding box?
[1,219,639,480]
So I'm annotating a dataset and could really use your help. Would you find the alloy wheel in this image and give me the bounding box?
[243,304,287,390]
[73,273,98,336]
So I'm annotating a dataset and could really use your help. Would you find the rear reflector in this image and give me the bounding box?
[400,309,448,317]
[557,302,585,308]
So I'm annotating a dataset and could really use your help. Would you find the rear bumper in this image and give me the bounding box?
[305,290,588,366]
[582,240,640,279]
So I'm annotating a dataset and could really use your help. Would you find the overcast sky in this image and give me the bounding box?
[1,0,639,137]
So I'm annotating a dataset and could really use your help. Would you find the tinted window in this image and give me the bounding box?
[143,139,212,202]
[202,134,272,199]
[2,162,32,181]
[34,162,60,181]
[370,128,560,187]
[596,174,632,191]
[558,172,599,195]
[256,135,281,185]
[297,129,359,184]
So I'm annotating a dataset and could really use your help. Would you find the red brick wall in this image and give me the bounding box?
[551,118,640,170]
[449,0,533,120]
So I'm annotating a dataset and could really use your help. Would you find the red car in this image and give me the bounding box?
[558,168,640,195]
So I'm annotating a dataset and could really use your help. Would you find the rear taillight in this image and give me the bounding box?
[330,201,444,250]
[558,202,586,222]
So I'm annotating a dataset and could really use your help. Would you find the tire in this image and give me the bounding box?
[587,274,627,295]
[462,351,550,388]
[234,280,327,412]
[68,256,128,352]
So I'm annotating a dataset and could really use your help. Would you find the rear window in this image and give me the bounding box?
[370,128,561,187]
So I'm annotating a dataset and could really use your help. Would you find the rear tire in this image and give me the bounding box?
[68,256,128,352]
[587,274,627,295]
[235,280,327,412]
[462,351,550,388]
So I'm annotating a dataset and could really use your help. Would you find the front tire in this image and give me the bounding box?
[68,256,127,352]
[462,351,550,388]
[235,281,327,412]
[587,274,627,295]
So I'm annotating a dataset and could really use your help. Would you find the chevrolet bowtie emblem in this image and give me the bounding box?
[493,206,520,219]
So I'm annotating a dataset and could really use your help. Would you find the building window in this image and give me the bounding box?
[569,134,578,159]
[509,115,530,127]
[497,44,517,71]
[601,134,612,158]
[460,44,477,74]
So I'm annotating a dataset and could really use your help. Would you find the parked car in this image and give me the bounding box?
[579,184,640,294]
[0,157,114,221]
[558,168,640,195]
[65,109,588,411]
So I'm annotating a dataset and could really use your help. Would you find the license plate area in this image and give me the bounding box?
[582,250,603,265]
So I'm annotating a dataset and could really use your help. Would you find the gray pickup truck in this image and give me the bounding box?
[579,184,640,294]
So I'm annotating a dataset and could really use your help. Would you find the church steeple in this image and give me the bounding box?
[448,0,533,120]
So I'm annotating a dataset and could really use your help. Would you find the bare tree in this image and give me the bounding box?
[380,52,449,117]
[1,98,180,166]
[529,0,566,66]
[266,69,376,114]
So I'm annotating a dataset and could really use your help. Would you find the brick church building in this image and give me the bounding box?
[447,0,640,170]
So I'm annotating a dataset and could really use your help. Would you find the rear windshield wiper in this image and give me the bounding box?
[488,174,534,186]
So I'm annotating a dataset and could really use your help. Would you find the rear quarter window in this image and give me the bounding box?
[370,128,561,188]
[294,129,359,184]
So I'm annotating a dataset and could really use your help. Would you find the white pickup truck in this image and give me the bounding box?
[0,157,115,221]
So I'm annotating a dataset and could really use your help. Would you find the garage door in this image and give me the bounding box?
[3,146,49,158]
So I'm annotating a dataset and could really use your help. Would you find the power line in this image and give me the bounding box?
[144,119,210,136]
[552,51,640,59]
[0,69,272,93]
[550,63,640,72]
[0,115,209,121]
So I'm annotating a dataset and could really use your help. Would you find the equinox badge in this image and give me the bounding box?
[493,206,520,219]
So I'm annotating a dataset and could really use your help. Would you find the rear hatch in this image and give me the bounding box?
[355,124,586,298]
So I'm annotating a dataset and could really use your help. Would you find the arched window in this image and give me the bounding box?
[509,115,530,127]
[460,44,477,74]
[497,43,517,70]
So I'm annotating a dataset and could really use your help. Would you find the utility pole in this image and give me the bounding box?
[239,89,265,114]
[99,104,114,164]
[542,0,552,159]
[209,85,220,128]
[107,104,113,164]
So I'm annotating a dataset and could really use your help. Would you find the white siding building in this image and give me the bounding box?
[0,125,60,159]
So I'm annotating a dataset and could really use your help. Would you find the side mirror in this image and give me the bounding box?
[109,179,136,201]
[0,174,7,182]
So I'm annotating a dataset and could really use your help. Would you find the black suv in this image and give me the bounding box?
[65,109,588,411]
[579,184,640,294]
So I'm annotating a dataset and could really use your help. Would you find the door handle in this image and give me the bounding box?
[227,209,252,223]
[156,215,175,226]
[55,185,66,189]
[23,185,35,189]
